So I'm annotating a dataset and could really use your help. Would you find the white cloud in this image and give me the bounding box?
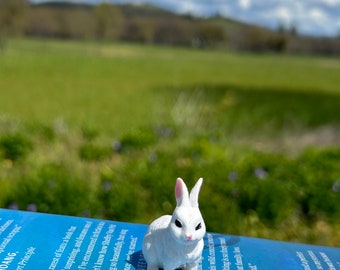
[239,0,251,9]
[178,1,197,14]
[274,6,292,23]
[133,0,340,36]
[320,0,340,6]
[298,7,338,36]
[309,8,327,21]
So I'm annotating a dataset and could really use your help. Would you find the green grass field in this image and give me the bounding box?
[0,39,340,246]
[1,38,340,134]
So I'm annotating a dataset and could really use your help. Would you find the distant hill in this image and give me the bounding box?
[31,1,92,10]
[119,3,179,18]
[2,0,339,54]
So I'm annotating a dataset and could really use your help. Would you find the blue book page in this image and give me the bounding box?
[0,209,147,270]
[0,209,339,270]
[204,233,339,270]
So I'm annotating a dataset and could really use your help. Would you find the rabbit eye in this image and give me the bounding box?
[195,223,202,230]
[175,219,182,228]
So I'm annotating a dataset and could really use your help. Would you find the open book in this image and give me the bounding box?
[0,209,339,269]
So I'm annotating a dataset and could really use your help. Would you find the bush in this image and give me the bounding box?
[98,173,146,221]
[0,133,33,161]
[79,142,112,161]
[119,127,157,151]
[0,118,339,245]
[0,123,338,245]
[293,148,340,221]
[6,162,96,216]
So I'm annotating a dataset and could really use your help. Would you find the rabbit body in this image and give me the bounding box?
[142,178,206,270]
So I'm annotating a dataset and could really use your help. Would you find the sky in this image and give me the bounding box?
[30,0,340,37]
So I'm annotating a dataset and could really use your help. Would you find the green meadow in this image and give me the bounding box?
[0,39,340,246]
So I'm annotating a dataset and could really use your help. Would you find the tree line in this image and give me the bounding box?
[1,0,340,55]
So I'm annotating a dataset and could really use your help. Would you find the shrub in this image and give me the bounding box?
[98,168,148,221]
[6,162,96,216]
[81,126,99,141]
[119,127,157,151]
[294,148,340,221]
[0,133,33,161]
[79,142,112,161]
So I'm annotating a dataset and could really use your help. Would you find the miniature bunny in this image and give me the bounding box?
[142,177,206,270]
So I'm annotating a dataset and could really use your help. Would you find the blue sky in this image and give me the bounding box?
[30,0,340,37]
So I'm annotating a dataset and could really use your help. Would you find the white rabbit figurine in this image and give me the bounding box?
[142,177,206,270]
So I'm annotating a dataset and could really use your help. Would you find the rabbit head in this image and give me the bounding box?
[169,177,206,245]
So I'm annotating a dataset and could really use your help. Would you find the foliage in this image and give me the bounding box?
[5,162,96,216]
[119,128,157,151]
[0,39,340,246]
[94,3,123,40]
[0,0,29,36]
[79,143,112,161]
[0,133,33,161]
[0,120,339,246]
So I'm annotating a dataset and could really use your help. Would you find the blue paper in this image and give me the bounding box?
[0,209,339,269]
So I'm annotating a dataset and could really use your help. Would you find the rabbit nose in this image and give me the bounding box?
[186,234,193,241]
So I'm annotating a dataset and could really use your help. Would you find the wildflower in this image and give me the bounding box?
[102,181,112,191]
[8,203,18,210]
[112,141,122,152]
[332,181,340,192]
[254,168,268,179]
[148,153,158,163]
[82,210,91,218]
[228,171,238,181]
[27,204,37,212]
[157,126,174,138]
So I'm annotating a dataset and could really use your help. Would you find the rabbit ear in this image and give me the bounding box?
[189,178,203,208]
[175,178,190,207]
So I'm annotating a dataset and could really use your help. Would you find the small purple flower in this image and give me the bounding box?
[112,141,122,152]
[8,203,19,210]
[228,171,238,182]
[332,181,340,192]
[254,168,268,179]
[102,181,112,191]
[148,153,158,163]
[82,210,91,218]
[27,204,37,212]
[158,126,174,138]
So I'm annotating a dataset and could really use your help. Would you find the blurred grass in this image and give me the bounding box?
[1,38,340,133]
[0,38,340,246]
